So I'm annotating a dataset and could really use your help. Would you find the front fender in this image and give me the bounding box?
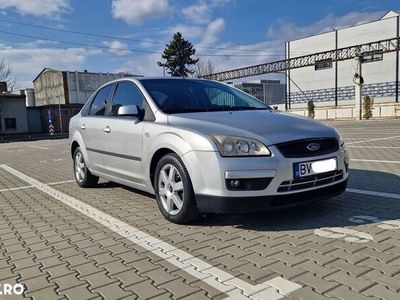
[143,128,217,191]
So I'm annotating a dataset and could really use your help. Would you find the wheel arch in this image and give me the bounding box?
[149,148,176,189]
[71,140,80,158]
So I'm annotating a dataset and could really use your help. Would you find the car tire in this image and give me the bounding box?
[73,147,99,188]
[154,153,200,224]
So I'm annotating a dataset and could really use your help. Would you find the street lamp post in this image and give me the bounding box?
[56,95,63,135]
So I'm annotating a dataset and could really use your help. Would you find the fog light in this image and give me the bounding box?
[229,179,241,189]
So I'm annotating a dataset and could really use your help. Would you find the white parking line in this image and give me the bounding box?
[346,135,400,145]
[0,164,301,300]
[347,146,400,149]
[28,146,51,150]
[346,188,400,200]
[48,180,75,185]
[0,185,33,193]
[0,180,75,193]
[350,159,400,164]
[341,133,400,135]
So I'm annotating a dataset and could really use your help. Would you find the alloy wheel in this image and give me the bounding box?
[158,164,184,215]
[74,152,86,183]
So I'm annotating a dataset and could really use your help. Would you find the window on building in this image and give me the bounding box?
[110,82,144,116]
[362,51,383,63]
[315,59,332,70]
[4,118,17,130]
[89,84,113,116]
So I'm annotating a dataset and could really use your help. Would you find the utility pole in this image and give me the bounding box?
[56,95,63,135]
[353,55,363,120]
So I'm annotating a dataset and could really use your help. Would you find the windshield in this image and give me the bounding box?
[139,79,270,114]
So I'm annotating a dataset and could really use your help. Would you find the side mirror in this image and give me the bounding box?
[118,105,139,117]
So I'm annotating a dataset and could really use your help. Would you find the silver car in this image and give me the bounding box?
[69,77,349,224]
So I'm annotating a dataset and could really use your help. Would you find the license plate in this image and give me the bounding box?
[294,157,337,178]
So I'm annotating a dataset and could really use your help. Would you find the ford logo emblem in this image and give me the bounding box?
[306,143,320,151]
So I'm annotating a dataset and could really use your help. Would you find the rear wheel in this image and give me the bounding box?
[73,147,99,188]
[154,153,200,224]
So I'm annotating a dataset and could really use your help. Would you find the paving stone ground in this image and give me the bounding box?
[0,119,399,299]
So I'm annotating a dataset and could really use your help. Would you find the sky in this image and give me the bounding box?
[0,0,399,89]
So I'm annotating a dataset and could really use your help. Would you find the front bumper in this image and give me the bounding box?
[181,145,349,213]
[196,179,347,213]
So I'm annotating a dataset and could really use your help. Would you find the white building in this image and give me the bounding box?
[285,10,399,108]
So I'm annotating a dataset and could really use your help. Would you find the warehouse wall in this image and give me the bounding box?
[286,13,400,106]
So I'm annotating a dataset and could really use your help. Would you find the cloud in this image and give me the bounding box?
[111,0,170,24]
[102,40,130,55]
[267,10,385,42]
[0,0,69,18]
[182,2,211,25]
[0,44,100,87]
[166,24,204,39]
[200,18,225,45]
[182,0,231,25]
[113,52,162,76]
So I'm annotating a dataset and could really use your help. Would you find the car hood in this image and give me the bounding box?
[167,110,337,146]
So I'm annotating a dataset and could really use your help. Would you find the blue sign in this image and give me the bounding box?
[48,109,54,135]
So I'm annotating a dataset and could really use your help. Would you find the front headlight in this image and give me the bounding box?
[211,135,271,157]
[337,132,345,148]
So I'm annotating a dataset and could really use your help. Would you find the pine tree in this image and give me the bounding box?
[158,32,199,77]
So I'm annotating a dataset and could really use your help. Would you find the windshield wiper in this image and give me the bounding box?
[162,106,269,114]
[224,106,269,111]
[162,107,208,114]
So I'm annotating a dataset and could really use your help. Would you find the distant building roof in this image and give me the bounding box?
[381,10,399,20]
[0,92,25,99]
[32,67,139,83]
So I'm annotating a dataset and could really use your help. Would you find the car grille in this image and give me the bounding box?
[276,138,339,158]
[277,170,343,192]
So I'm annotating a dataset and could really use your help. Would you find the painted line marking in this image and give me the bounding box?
[350,159,400,164]
[0,180,75,193]
[28,146,51,150]
[346,188,400,200]
[314,227,373,243]
[342,133,400,135]
[349,215,400,230]
[347,146,400,149]
[0,164,302,300]
[0,185,33,193]
[346,135,400,145]
[48,180,75,185]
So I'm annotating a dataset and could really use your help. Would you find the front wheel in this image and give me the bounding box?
[154,154,200,224]
[73,147,99,188]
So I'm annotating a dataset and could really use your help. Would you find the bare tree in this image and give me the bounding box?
[0,59,16,92]
[0,59,16,120]
[194,59,216,78]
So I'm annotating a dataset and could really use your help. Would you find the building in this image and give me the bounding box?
[0,83,28,134]
[33,68,139,106]
[285,10,399,108]
[234,80,286,105]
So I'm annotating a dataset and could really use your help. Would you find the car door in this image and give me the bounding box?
[79,84,113,173]
[101,81,145,185]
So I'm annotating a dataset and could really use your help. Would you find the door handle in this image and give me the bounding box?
[103,126,111,133]
[80,124,86,130]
